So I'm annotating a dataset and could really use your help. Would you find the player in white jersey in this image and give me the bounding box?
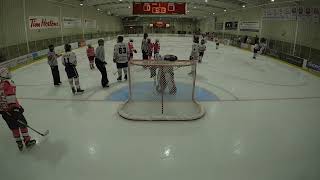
[155,54,177,94]
[62,44,84,94]
[113,36,130,81]
[189,36,200,75]
[198,39,207,63]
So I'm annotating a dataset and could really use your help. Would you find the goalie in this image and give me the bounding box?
[155,54,177,94]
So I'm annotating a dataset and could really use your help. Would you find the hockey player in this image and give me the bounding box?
[95,39,109,88]
[252,43,260,59]
[47,44,62,86]
[189,36,200,75]
[198,39,207,63]
[215,38,220,50]
[62,44,84,94]
[156,54,177,94]
[141,33,149,60]
[128,39,137,61]
[154,39,160,57]
[86,44,95,69]
[0,67,36,151]
[113,36,130,81]
[147,38,154,60]
[253,38,267,59]
[149,39,160,78]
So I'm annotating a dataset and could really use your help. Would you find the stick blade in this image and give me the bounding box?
[42,130,49,136]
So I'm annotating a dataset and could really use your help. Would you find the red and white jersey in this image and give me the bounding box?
[128,42,135,54]
[148,43,154,53]
[0,80,20,112]
[154,42,160,54]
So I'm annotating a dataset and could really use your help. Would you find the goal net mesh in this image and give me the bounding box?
[118,59,205,121]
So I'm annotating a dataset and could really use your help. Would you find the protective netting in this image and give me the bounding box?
[118,58,205,121]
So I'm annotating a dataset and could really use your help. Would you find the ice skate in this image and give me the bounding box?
[117,76,122,81]
[25,139,36,149]
[77,88,84,93]
[17,141,23,151]
[72,87,76,94]
[124,74,127,80]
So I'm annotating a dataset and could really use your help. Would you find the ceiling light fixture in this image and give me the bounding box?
[97,8,100,11]
[224,9,227,12]
[205,0,208,2]
[271,0,274,2]
[242,5,246,8]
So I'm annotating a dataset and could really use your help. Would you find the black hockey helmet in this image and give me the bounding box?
[117,35,124,43]
[64,44,71,52]
[193,36,199,43]
[129,38,133,42]
[98,39,104,46]
[48,44,54,51]
[144,33,148,39]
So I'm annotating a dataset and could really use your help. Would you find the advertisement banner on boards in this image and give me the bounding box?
[84,19,96,29]
[63,17,82,28]
[29,16,60,30]
[239,22,260,32]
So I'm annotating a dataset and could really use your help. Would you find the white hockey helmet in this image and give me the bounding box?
[0,67,11,79]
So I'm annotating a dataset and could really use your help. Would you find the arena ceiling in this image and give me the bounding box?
[48,0,306,18]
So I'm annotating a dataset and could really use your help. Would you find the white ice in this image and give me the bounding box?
[1,36,320,180]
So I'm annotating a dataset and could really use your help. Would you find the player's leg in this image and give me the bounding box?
[74,78,84,93]
[123,62,128,80]
[2,113,23,150]
[53,66,61,86]
[11,109,36,148]
[169,71,177,94]
[95,61,109,87]
[116,63,122,81]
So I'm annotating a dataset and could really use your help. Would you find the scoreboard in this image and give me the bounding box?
[133,2,186,15]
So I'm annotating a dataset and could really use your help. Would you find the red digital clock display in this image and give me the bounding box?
[133,2,186,15]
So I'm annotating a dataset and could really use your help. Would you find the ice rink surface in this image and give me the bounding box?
[1,36,320,180]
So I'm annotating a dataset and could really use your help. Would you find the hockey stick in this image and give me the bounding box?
[17,120,49,137]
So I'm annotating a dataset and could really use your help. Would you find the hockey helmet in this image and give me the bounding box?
[193,36,199,43]
[64,44,71,52]
[48,44,54,51]
[129,38,133,42]
[98,39,104,46]
[155,39,159,43]
[201,39,206,44]
[0,67,11,79]
[117,35,124,43]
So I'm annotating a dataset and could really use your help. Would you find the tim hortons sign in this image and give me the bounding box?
[29,16,60,30]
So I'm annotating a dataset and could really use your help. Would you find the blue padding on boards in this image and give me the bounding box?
[106,82,219,101]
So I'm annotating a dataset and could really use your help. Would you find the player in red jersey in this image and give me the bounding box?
[0,67,36,151]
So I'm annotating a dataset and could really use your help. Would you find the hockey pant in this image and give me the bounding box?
[1,108,31,144]
[116,62,128,77]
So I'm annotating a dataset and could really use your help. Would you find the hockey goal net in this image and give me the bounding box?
[118,58,205,121]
